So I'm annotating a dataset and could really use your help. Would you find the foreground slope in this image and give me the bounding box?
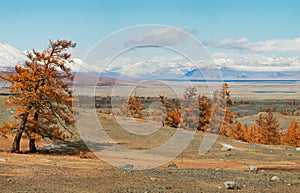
[0,114,299,192]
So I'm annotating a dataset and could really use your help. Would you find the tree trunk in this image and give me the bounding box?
[29,138,37,153]
[28,112,38,153]
[11,129,24,153]
[11,112,29,153]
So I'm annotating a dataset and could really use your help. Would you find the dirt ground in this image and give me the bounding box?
[1,113,300,193]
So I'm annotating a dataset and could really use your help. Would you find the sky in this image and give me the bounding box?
[1,0,300,70]
[0,0,299,49]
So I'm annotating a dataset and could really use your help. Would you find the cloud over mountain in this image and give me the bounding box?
[124,27,197,48]
[205,37,300,53]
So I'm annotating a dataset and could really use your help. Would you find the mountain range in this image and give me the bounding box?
[1,41,299,80]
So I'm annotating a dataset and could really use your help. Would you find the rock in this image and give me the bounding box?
[119,164,134,169]
[167,163,178,168]
[65,178,72,182]
[221,144,234,151]
[296,147,300,151]
[224,181,237,189]
[248,165,258,173]
[286,153,292,156]
[0,158,5,162]
[270,176,281,182]
[222,146,232,151]
[150,177,158,181]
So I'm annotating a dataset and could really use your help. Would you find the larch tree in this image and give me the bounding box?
[181,87,199,130]
[197,95,211,131]
[118,94,144,119]
[246,124,261,144]
[283,119,300,147]
[160,96,181,128]
[228,121,247,141]
[221,83,234,136]
[255,112,282,145]
[208,83,234,135]
[0,40,76,153]
[128,95,144,119]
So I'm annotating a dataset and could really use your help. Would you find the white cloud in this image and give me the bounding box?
[205,37,300,53]
[205,38,249,51]
[125,27,197,48]
[212,51,300,71]
[252,38,300,52]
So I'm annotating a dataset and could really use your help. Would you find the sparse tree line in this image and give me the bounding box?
[121,84,300,147]
[279,109,300,116]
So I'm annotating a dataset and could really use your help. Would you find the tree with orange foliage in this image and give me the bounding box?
[228,121,247,141]
[128,94,144,119]
[197,95,211,131]
[255,112,282,145]
[160,95,181,128]
[0,40,76,153]
[209,83,234,135]
[166,108,181,128]
[246,124,261,144]
[283,119,300,147]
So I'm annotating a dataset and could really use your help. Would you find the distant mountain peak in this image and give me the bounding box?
[0,41,27,70]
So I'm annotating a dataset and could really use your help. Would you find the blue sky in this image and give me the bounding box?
[1,0,300,52]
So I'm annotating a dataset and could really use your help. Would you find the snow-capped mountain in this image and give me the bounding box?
[98,56,300,80]
[185,66,300,80]
[1,41,300,80]
[213,56,300,72]
[102,59,197,79]
[0,41,90,73]
[0,41,27,71]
